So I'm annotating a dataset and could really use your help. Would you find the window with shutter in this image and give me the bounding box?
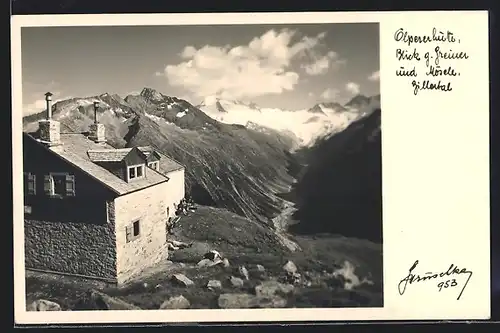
[27,173,36,195]
[125,220,141,243]
[65,175,75,196]
[43,175,53,195]
[125,225,133,243]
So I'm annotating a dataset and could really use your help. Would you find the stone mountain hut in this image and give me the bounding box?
[23,92,186,285]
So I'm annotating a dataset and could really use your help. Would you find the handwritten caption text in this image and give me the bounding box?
[394,28,469,96]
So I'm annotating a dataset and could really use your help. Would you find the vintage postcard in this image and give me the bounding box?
[11,11,490,324]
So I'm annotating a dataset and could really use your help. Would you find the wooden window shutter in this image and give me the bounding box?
[43,175,52,195]
[65,175,76,196]
[27,173,36,195]
[125,225,132,243]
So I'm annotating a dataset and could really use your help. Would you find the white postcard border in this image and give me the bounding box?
[11,11,491,324]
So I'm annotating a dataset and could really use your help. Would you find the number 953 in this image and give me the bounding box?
[438,279,457,292]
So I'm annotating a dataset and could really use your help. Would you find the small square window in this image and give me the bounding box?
[126,219,141,243]
[24,205,32,214]
[133,220,140,236]
[127,165,145,181]
[148,161,160,171]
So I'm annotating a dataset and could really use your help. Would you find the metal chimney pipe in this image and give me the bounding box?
[93,101,99,124]
[44,92,53,120]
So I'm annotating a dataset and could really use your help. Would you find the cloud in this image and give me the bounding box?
[23,80,64,115]
[161,28,336,100]
[368,70,380,81]
[23,99,47,116]
[308,92,314,98]
[345,82,360,95]
[154,71,164,77]
[320,88,339,100]
[301,51,345,76]
[23,91,70,116]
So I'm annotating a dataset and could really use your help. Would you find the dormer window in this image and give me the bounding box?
[148,161,160,171]
[127,164,145,181]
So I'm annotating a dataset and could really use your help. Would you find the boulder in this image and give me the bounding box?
[282,272,301,285]
[254,295,287,308]
[72,290,141,310]
[197,258,216,267]
[159,295,190,309]
[217,293,287,309]
[283,260,297,274]
[27,299,61,311]
[168,243,180,251]
[229,276,244,288]
[222,258,230,268]
[169,242,211,263]
[171,274,194,287]
[255,280,294,297]
[207,280,222,290]
[204,250,222,261]
[170,240,191,248]
[88,290,141,310]
[238,266,249,280]
[255,264,266,272]
[218,293,255,309]
[332,260,370,290]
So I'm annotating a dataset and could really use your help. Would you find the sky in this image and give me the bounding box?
[21,23,380,115]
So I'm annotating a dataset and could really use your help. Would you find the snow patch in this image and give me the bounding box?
[199,98,365,147]
[145,112,165,123]
[176,111,187,118]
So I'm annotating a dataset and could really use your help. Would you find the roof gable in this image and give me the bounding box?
[123,147,148,166]
[137,147,162,162]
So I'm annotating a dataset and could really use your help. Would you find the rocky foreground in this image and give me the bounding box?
[26,206,383,310]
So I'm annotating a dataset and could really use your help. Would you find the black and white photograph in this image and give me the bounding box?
[20,22,382,311]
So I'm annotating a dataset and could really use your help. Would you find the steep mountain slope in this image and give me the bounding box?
[23,88,297,224]
[123,89,299,223]
[22,93,137,148]
[288,109,382,243]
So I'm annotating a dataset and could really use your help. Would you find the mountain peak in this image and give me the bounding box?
[345,94,370,108]
[140,87,164,102]
[308,104,325,114]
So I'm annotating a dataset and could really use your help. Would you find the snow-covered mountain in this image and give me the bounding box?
[197,94,380,147]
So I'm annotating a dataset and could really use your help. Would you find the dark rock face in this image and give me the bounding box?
[289,109,382,243]
[24,218,117,281]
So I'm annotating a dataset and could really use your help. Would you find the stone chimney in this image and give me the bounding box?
[38,92,61,145]
[88,101,106,143]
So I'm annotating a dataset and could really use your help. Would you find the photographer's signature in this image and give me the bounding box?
[398,260,473,300]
